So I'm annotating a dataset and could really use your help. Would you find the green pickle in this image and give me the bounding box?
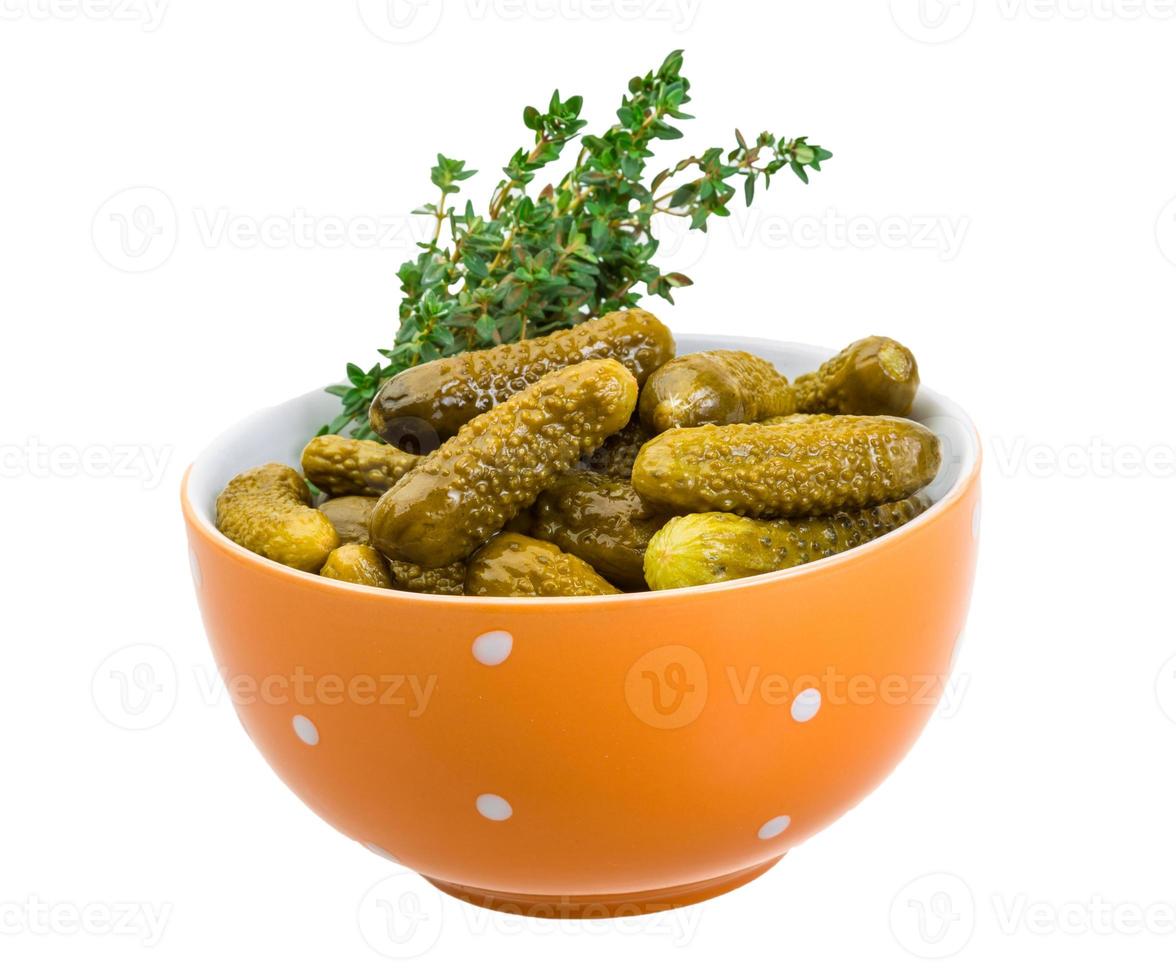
[387,558,466,596]
[370,359,639,568]
[320,543,393,589]
[638,350,795,431]
[369,309,673,444]
[793,336,919,416]
[644,497,929,590]
[216,463,339,572]
[632,414,940,518]
[533,471,668,589]
[465,533,621,597]
[579,419,653,480]
[301,435,417,496]
[317,495,377,545]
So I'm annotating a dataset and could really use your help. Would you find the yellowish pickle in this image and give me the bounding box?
[301,434,417,497]
[579,419,653,480]
[369,309,673,444]
[644,497,929,590]
[317,495,377,545]
[387,558,466,596]
[638,350,795,431]
[370,359,639,568]
[215,463,339,572]
[793,336,919,416]
[631,414,940,518]
[465,533,621,597]
[320,543,393,588]
[533,471,668,589]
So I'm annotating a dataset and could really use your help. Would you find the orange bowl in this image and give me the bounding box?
[181,335,980,918]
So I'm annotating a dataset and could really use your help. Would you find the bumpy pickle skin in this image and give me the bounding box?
[369,309,673,444]
[792,336,920,417]
[387,558,467,596]
[643,497,930,590]
[579,419,653,480]
[318,495,377,545]
[215,463,339,572]
[533,471,669,589]
[370,359,639,568]
[631,415,941,518]
[301,435,417,496]
[320,543,393,589]
[638,350,795,432]
[465,533,622,597]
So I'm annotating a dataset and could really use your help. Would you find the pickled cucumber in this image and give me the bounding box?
[215,463,339,572]
[638,350,795,431]
[370,359,639,568]
[318,495,377,545]
[579,419,653,480]
[369,309,672,444]
[465,533,621,597]
[387,558,466,596]
[301,434,417,497]
[793,336,919,416]
[320,543,393,589]
[533,471,669,589]
[644,498,929,590]
[631,415,940,518]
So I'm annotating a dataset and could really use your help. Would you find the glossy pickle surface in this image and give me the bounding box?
[464,533,621,597]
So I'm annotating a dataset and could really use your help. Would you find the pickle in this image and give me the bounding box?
[215,463,339,572]
[793,336,919,416]
[301,435,417,497]
[369,309,672,444]
[318,495,377,545]
[465,533,621,597]
[644,498,930,590]
[579,419,653,480]
[533,471,669,589]
[631,415,940,518]
[759,413,835,426]
[370,360,639,568]
[320,543,393,589]
[638,350,795,431]
[387,558,466,596]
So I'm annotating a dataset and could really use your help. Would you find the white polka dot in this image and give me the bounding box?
[758,815,791,840]
[292,714,319,746]
[476,793,512,821]
[972,501,981,540]
[188,548,202,589]
[363,842,400,863]
[791,688,822,723]
[472,630,513,666]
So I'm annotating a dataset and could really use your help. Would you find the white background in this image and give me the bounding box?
[3,0,1175,976]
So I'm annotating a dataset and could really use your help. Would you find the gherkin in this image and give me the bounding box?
[533,471,668,589]
[370,359,639,568]
[632,414,940,518]
[369,309,673,444]
[216,463,339,572]
[320,543,393,589]
[465,533,621,597]
[579,419,653,480]
[638,349,795,431]
[317,495,377,545]
[643,497,930,590]
[793,336,919,417]
[387,558,466,596]
[301,434,417,497]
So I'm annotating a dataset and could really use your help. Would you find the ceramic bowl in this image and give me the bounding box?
[181,334,981,918]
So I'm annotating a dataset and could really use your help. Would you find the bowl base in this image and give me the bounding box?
[423,855,784,918]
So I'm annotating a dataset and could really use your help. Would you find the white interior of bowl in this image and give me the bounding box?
[186,335,979,594]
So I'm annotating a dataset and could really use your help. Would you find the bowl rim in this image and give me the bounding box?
[181,335,982,607]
